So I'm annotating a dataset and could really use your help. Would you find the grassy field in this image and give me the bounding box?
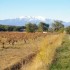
[21,33,64,70]
[0,32,64,70]
[50,34,70,70]
[0,32,48,70]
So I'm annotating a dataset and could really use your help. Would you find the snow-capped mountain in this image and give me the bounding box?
[0,16,70,26]
[19,16,46,21]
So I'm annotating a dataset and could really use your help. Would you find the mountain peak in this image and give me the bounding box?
[0,16,69,26]
[19,16,46,21]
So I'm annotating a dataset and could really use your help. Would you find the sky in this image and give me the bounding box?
[0,0,70,22]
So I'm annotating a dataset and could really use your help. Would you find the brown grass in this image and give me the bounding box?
[0,32,49,70]
[21,33,64,70]
[0,32,64,70]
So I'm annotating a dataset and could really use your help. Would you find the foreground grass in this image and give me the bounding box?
[0,32,47,70]
[22,33,64,70]
[0,33,64,70]
[50,35,70,70]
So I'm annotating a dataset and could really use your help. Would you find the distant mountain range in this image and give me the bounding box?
[0,16,70,27]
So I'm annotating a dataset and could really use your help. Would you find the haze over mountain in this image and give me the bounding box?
[0,16,70,27]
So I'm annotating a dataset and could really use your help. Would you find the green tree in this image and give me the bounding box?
[8,26,14,31]
[52,21,64,32]
[38,22,49,32]
[0,25,25,32]
[65,26,70,34]
[25,23,37,32]
[0,25,8,31]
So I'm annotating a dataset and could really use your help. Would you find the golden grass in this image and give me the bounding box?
[22,33,64,70]
[0,32,64,70]
[0,32,48,70]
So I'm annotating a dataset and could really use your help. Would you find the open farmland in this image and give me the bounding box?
[0,32,64,70]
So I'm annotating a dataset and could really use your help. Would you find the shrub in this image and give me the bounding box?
[65,26,70,34]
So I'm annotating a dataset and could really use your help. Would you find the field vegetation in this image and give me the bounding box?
[0,32,51,70]
[21,33,64,70]
[50,34,70,70]
[0,32,64,70]
[0,20,70,70]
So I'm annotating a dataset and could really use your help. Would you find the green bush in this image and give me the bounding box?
[38,22,49,32]
[25,23,38,32]
[65,26,70,34]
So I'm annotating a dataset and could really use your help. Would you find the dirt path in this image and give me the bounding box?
[21,34,64,70]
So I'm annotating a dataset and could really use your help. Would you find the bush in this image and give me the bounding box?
[25,23,38,32]
[38,22,49,32]
[52,21,64,32]
[65,26,70,34]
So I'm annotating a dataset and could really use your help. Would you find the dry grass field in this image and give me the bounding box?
[0,32,64,70]
[22,33,64,70]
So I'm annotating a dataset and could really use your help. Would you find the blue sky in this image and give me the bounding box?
[0,0,70,22]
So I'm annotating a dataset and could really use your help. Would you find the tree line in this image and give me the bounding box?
[0,25,25,31]
[25,21,70,34]
[0,21,70,34]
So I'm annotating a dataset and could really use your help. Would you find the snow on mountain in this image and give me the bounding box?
[19,16,46,21]
[0,16,70,26]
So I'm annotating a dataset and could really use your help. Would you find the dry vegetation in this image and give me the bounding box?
[22,33,64,70]
[0,32,49,70]
[0,32,64,70]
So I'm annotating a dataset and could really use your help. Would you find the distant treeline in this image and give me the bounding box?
[0,21,70,34]
[0,25,26,31]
